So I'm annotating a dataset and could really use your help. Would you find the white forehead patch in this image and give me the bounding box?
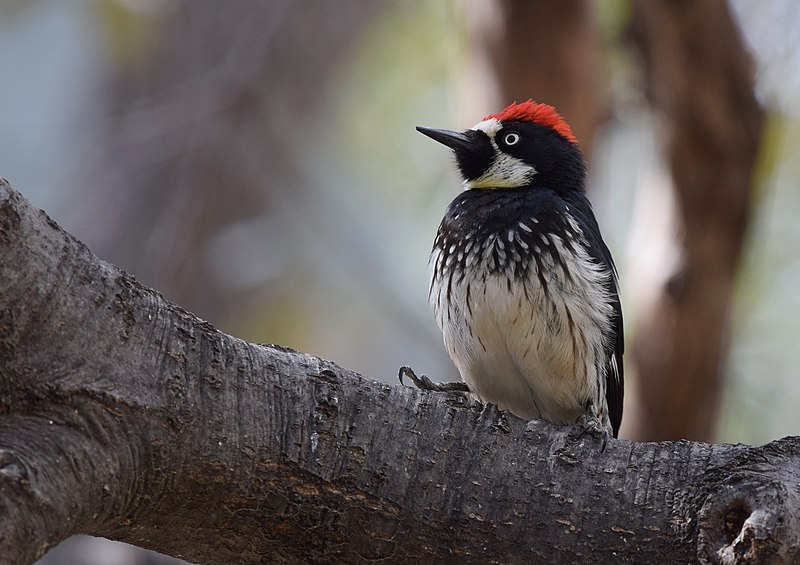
[465,118,536,189]
[471,117,503,138]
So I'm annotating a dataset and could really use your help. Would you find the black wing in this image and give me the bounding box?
[566,196,624,438]
[600,241,624,438]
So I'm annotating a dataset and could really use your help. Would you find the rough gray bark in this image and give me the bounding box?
[1,178,798,565]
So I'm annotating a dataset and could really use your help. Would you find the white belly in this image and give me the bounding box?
[430,230,613,427]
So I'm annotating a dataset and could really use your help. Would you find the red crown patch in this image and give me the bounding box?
[484,100,577,144]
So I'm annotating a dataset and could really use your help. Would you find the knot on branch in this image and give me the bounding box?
[697,472,800,564]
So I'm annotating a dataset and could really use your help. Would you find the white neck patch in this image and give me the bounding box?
[464,118,537,189]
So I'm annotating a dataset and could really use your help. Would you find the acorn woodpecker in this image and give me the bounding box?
[403,100,623,438]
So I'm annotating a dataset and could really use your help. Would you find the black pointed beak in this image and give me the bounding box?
[416,126,474,151]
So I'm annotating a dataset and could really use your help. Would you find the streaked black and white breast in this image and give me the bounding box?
[429,187,617,431]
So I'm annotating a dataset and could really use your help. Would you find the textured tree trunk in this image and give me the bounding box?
[2,181,798,564]
[625,0,765,441]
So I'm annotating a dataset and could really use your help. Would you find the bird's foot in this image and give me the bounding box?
[572,414,611,452]
[398,366,470,393]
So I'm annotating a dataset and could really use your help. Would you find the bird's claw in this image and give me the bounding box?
[398,366,469,393]
[573,414,611,452]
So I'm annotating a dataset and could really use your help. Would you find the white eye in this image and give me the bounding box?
[503,132,520,146]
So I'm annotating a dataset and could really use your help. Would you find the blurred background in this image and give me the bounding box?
[1,0,798,562]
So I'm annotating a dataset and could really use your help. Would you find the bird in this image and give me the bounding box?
[402,100,623,439]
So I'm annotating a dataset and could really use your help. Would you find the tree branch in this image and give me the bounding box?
[0,179,797,564]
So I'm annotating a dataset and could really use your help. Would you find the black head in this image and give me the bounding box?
[417,100,586,194]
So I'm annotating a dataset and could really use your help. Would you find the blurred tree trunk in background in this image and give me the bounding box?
[70,0,380,326]
[464,0,605,159]
[625,0,764,441]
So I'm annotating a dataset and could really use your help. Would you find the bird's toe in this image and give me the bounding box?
[398,366,469,393]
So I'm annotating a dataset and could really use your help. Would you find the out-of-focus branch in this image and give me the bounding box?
[626,0,765,441]
[73,0,381,325]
